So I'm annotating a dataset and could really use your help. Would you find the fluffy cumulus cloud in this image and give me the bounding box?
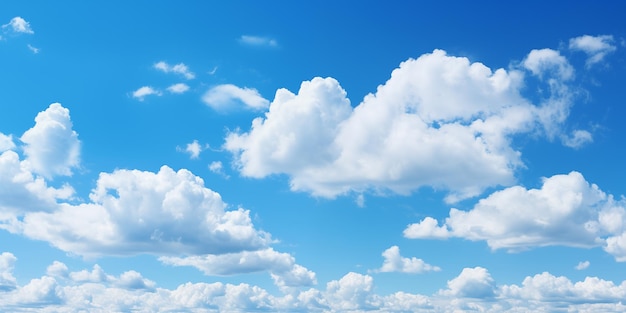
[177,139,204,159]
[226,47,588,202]
[154,61,195,80]
[404,171,626,261]
[569,35,617,67]
[202,84,270,111]
[2,16,34,35]
[3,259,625,312]
[20,103,81,178]
[375,246,440,274]
[132,86,162,101]
[167,83,190,94]
[239,35,278,47]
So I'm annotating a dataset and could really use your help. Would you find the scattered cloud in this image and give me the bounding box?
[208,161,229,178]
[177,140,204,159]
[20,103,81,178]
[569,35,617,67]
[239,35,278,47]
[1,255,626,312]
[375,246,440,274]
[2,17,34,35]
[154,61,195,80]
[226,48,586,202]
[562,129,593,148]
[576,260,590,270]
[166,83,190,94]
[404,171,626,261]
[27,44,39,54]
[202,84,269,111]
[131,86,161,101]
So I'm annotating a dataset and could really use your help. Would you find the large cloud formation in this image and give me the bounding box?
[0,104,314,287]
[404,171,626,261]
[225,45,594,202]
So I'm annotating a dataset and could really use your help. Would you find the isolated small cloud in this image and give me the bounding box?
[167,83,190,94]
[376,246,440,274]
[27,44,39,54]
[239,35,278,47]
[562,129,593,148]
[154,61,195,80]
[132,86,161,101]
[575,260,590,270]
[523,48,574,81]
[202,84,269,111]
[177,140,203,159]
[569,35,616,67]
[441,267,496,298]
[2,16,34,34]
[20,103,81,178]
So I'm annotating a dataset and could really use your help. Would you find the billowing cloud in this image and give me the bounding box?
[154,61,195,80]
[239,35,278,47]
[202,84,269,111]
[0,252,17,291]
[0,133,15,152]
[13,165,271,257]
[226,48,585,202]
[569,35,616,67]
[20,103,81,178]
[167,83,190,94]
[441,267,495,298]
[2,17,34,34]
[161,248,316,288]
[131,86,161,101]
[405,171,626,261]
[375,246,440,274]
[1,257,626,312]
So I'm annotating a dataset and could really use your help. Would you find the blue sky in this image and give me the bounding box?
[1,1,626,312]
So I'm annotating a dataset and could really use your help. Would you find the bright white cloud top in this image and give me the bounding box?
[0,2,625,312]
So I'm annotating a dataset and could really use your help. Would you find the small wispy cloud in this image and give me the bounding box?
[154,61,195,80]
[202,84,269,111]
[27,44,39,54]
[131,86,161,101]
[239,35,278,47]
[2,16,34,34]
[209,161,229,178]
[176,140,205,159]
[569,35,616,68]
[167,83,190,94]
[575,261,590,270]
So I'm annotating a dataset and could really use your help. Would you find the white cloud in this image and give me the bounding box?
[576,260,590,270]
[225,49,583,202]
[0,133,15,152]
[154,61,195,79]
[376,246,440,274]
[562,129,593,148]
[131,86,161,101]
[27,44,39,54]
[166,83,190,94]
[569,35,616,67]
[1,258,626,312]
[2,17,34,34]
[209,161,222,173]
[405,171,626,261]
[0,252,17,291]
[441,267,496,298]
[13,165,271,257]
[177,139,203,159]
[20,103,81,178]
[523,48,574,81]
[404,217,451,239]
[202,84,269,111]
[239,35,278,47]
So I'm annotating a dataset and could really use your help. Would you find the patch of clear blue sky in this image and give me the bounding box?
[1,0,626,297]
